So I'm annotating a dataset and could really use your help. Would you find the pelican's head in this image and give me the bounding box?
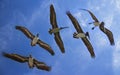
[36,33,39,37]
[101,22,105,26]
[29,54,32,58]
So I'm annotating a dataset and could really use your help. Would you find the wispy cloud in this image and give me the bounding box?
[27,0,51,27]
[74,11,88,27]
[115,0,120,10]
[103,14,114,28]
[0,23,15,51]
[113,38,120,69]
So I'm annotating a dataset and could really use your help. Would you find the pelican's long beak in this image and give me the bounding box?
[60,27,69,29]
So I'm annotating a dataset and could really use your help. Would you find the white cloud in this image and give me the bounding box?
[95,32,108,47]
[11,0,51,28]
[115,0,120,9]
[115,38,120,51]
[73,11,88,27]
[103,14,114,28]
[0,24,14,51]
[113,38,120,73]
[27,0,51,27]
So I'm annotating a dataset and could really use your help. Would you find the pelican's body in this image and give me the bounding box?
[15,26,55,55]
[28,55,34,68]
[49,28,60,34]
[93,22,100,26]
[80,9,100,30]
[31,36,39,46]
[73,33,86,38]
[80,9,115,45]
[66,11,95,58]
[49,4,68,53]
[2,52,51,71]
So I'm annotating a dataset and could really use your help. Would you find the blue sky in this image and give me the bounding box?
[0,0,120,75]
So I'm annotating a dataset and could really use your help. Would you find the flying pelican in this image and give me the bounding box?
[99,22,115,45]
[49,4,68,53]
[15,26,55,55]
[80,9,100,30]
[80,9,115,45]
[2,52,51,71]
[66,11,95,58]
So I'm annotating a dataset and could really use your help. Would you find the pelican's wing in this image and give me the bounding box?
[66,11,95,58]
[15,26,34,40]
[50,4,58,28]
[66,11,83,33]
[99,22,115,45]
[81,38,95,57]
[34,59,51,71]
[54,32,65,53]
[80,9,99,22]
[2,52,28,63]
[37,39,55,55]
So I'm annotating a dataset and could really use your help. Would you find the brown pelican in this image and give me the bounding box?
[80,9,115,45]
[2,52,51,71]
[66,11,95,58]
[15,26,55,55]
[49,4,68,53]
[80,9,100,30]
[99,22,115,45]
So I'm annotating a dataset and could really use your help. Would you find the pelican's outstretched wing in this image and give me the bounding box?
[99,22,115,45]
[54,33,65,53]
[66,11,95,58]
[3,52,28,63]
[50,4,65,53]
[80,9,99,22]
[81,38,95,57]
[37,40,55,55]
[34,59,51,71]
[15,26,34,40]
[50,4,58,28]
[66,11,83,33]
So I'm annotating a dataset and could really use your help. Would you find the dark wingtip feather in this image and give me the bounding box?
[15,26,21,29]
[2,52,10,58]
[46,66,52,71]
[66,11,70,15]
[2,52,7,56]
[61,49,65,53]
[50,4,54,10]
[90,51,95,58]
[91,55,95,58]
[51,51,55,56]
[79,8,87,11]
[111,42,115,46]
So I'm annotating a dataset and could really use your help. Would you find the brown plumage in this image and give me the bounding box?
[99,22,115,45]
[49,4,66,53]
[80,9,115,45]
[2,52,51,71]
[15,26,55,55]
[66,11,95,58]
[80,9,99,22]
[80,9,100,30]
